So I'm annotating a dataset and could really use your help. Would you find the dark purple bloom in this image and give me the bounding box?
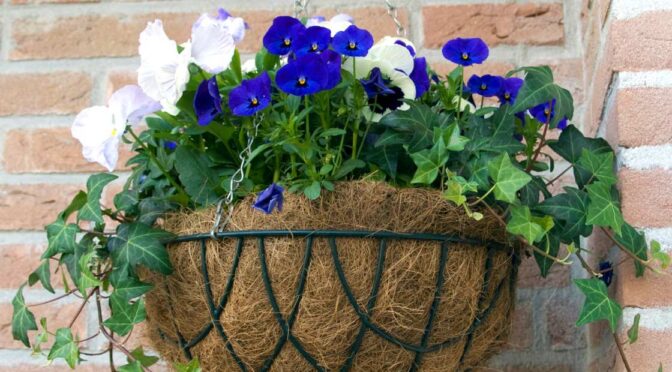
[442,37,489,66]
[498,77,524,105]
[410,57,430,98]
[253,183,284,214]
[217,8,232,20]
[332,25,374,57]
[394,40,416,56]
[599,261,613,287]
[276,54,328,96]
[292,26,331,56]
[164,141,177,151]
[193,76,222,126]
[557,117,568,131]
[529,99,569,129]
[360,67,404,113]
[229,72,272,116]
[321,50,342,90]
[467,74,503,97]
[263,16,305,55]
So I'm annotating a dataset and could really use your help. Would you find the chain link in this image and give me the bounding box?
[210,115,264,239]
[293,0,311,18]
[384,0,406,37]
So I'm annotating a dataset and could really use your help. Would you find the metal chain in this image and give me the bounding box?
[385,0,406,37]
[210,114,263,239]
[293,0,311,18]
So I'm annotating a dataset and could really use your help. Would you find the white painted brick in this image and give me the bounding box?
[623,307,672,331]
[618,145,672,171]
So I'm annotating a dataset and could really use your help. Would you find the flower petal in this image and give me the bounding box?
[71,106,115,148]
[369,43,414,75]
[108,85,161,128]
[191,16,236,74]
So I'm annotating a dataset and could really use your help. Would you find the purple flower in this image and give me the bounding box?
[498,77,524,105]
[442,37,489,66]
[276,54,328,96]
[360,67,404,113]
[263,16,305,55]
[529,99,569,130]
[292,26,332,56]
[557,118,568,130]
[467,74,503,97]
[410,57,430,98]
[253,183,284,214]
[229,72,272,116]
[321,50,342,90]
[193,76,222,126]
[164,141,177,151]
[599,261,613,287]
[394,39,416,56]
[332,25,374,57]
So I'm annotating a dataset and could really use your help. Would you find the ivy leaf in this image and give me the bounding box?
[536,187,592,242]
[47,328,80,369]
[28,260,54,294]
[103,296,146,336]
[114,189,140,213]
[174,358,202,372]
[108,223,174,275]
[574,278,622,332]
[129,346,159,367]
[488,153,532,203]
[12,285,38,347]
[506,205,546,243]
[365,144,401,180]
[138,197,175,226]
[575,149,617,188]
[488,106,525,154]
[534,231,561,277]
[510,66,573,128]
[118,362,143,372]
[410,139,448,185]
[42,218,79,259]
[443,176,478,207]
[614,223,648,277]
[547,125,611,164]
[586,181,625,235]
[59,191,88,220]
[113,277,153,301]
[627,313,640,344]
[77,173,118,223]
[434,123,469,152]
[175,146,220,206]
[333,159,365,179]
[378,102,451,152]
[303,181,321,200]
[77,250,102,293]
[651,240,671,269]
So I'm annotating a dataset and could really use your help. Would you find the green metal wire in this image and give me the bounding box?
[158,230,517,371]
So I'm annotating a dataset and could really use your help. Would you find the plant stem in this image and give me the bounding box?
[468,185,496,207]
[456,68,464,123]
[68,289,95,328]
[613,332,633,372]
[546,164,573,186]
[127,128,188,199]
[600,227,658,272]
[304,95,311,142]
[274,150,281,182]
[28,289,78,307]
[525,119,549,172]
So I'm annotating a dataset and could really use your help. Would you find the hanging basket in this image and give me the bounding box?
[141,181,519,371]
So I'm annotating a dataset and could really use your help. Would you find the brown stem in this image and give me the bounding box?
[613,332,633,372]
[600,227,659,273]
[28,289,78,307]
[526,116,550,172]
[576,251,599,276]
[68,289,95,328]
[546,164,573,187]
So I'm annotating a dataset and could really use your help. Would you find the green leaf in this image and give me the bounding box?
[108,223,174,275]
[547,125,611,164]
[434,123,469,151]
[627,313,640,344]
[488,153,532,203]
[175,146,220,206]
[575,149,617,187]
[77,250,102,293]
[506,205,546,243]
[365,144,401,180]
[651,240,671,269]
[574,278,622,332]
[42,218,79,259]
[118,361,143,372]
[138,197,175,225]
[443,176,478,207]
[113,277,153,301]
[510,66,573,127]
[410,139,448,185]
[174,358,202,372]
[129,346,159,367]
[586,181,625,235]
[103,296,146,336]
[59,191,87,220]
[47,328,79,369]
[378,102,451,152]
[28,259,54,293]
[614,223,648,277]
[114,190,139,212]
[12,285,38,347]
[303,181,321,200]
[534,231,561,277]
[333,159,365,179]
[536,187,592,242]
[77,173,118,223]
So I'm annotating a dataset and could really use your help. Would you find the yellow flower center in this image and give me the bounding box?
[544,109,551,115]
[461,52,469,60]
[504,93,511,99]
[311,43,318,51]
[111,128,118,137]
[348,41,356,50]
[480,83,487,90]
[283,38,291,46]
[251,97,259,106]
[298,77,307,86]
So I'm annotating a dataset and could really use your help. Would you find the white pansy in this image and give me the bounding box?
[71,85,160,171]
[377,36,416,55]
[191,14,236,74]
[453,96,476,114]
[307,14,353,36]
[241,59,257,73]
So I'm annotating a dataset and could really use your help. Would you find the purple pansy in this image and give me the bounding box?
[276,54,328,96]
[321,50,342,90]
[360,67,404,113]
[253,183,284,214]
[442,37,489,66]
[164,141,177,151]
[263,16,305,55]
[410,57,430,98]
[467,74,503,97]
[332,25,374,57]
[599,261,613,287]
[394,39,416,56]
[292,26,332,56]
[529,99,569,130]
[229,72,272,116]
[193,76,222,126]
[498,77,524,105]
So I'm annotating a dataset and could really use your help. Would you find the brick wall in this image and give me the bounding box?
[0,0,667,371]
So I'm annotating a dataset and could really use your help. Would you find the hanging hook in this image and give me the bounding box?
[385,0,406,37]
[294,0,311,18]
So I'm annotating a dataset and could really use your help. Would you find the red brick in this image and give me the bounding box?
[432,61,515,81]
[610,11,672,71]
[506,300,533,350]
[11,12,197,60]
[422,3,564,49]
[517,255,571,289]
[616,329,672,372]
[546,295,586,351]
[0,73,92,116]
[617,259,672,308]
[12,0,98,3]
[318,7,409,44]
[617,88,672,147]
[0,244,66,290]
[618,169,672,228]
[106,70,137,99]
[2,127,133,173]
[0,184,83,230]
[0,302,86,349]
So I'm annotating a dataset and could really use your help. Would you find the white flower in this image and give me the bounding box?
[377,36,416,55]
[307,14,353,36]
[191,14,236,74]
[71,85,160,171]
[241,59,257,73]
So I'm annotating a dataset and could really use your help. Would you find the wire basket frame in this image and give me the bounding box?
[156,230,519,372]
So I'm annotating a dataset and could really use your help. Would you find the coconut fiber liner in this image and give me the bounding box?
[141,181,520,371]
